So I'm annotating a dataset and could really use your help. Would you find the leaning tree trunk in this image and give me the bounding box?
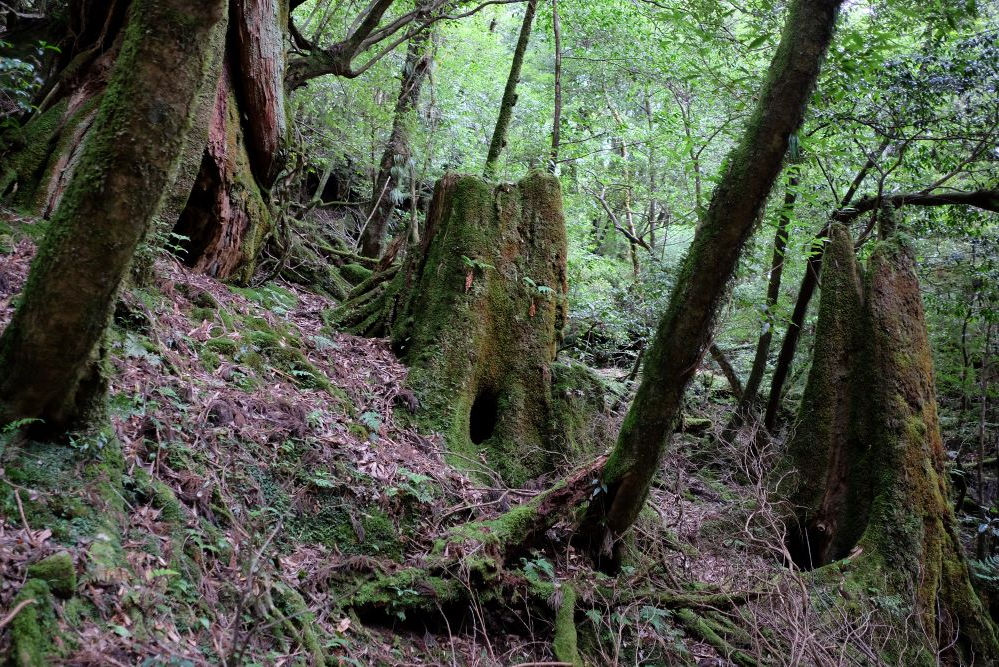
[578,0,844,561]
[359,22,433,259]
[483,0,538,179]
[334,172,572,486]
[776,223,999,661]
[0,0,287,284]
[0,0,227,429]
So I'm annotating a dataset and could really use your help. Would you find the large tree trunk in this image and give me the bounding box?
[776,223,999,660]
[578,0,844,560]
[394,172,570,486]
[0,0,286,284]
[778,224,867,567]
[359,22,433,259]
[332,172,580,486]
[0,0,227,428]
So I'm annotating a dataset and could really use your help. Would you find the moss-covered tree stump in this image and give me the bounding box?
[333,172,576,485]
[778,224,868,566]
[776,223,999,661]
[397,172,569,485]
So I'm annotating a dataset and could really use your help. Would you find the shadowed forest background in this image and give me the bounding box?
[0,0,998,664]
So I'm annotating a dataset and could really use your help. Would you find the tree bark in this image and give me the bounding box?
[0,0,227,429]
[776,226,999,660]
[359,18,433,259]
[548,0,561,172]
[234,0,289,184]
[483,0,538,179]
[578,0,844,561]
[737,168,798,417]
[1,0,286,284]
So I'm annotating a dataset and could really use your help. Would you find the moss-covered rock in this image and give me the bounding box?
[27,552,77,598]
[549,360,616,461]
[9,579,57,667]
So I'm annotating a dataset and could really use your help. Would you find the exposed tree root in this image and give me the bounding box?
[326,263,401,337]
[676,608,757,666]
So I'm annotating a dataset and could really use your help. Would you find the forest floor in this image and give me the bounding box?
[0,212,992,665]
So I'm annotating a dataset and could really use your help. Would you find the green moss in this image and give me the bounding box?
[203,337,240,356]
[267,345,332,392]
[9,579,56,667]
[200,348,221,372]
[553,583,581,666]
[292,503,404,560]
[361,510,403,559]
[341,262,373,285]
[27,552,76,598]
[191,290,218,309]
[0,441,101,540]
[85,534,125,586]
[348,569,464,612]
[133,468,184,522]
[1,100,68,205]
[61,597,95,628]
[190,306,215,323]
[272,583,326,664]
[231,284,298,313]
[549,360,615,460]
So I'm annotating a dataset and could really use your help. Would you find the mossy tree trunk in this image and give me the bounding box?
[482,0,538,180]
[1,0,287,283]
[394,172,569,486]
[778,223,868,567]
[359,17,433,259]
[335,173,570,485]
[578,0,844,560]
[0,0,227,429]
[777,224,999,660]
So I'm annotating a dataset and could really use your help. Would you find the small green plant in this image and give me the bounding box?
[522,275,555,297]
[68,428,115,454]
[388,584,419,621]
[970,554,999,586]
[521,552,555,582]
[461,255,495,272]
[0,417,42,452]
[385,468,434,503]
[639,605,673,632]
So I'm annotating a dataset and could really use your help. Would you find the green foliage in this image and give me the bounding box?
[0,39,58,123]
